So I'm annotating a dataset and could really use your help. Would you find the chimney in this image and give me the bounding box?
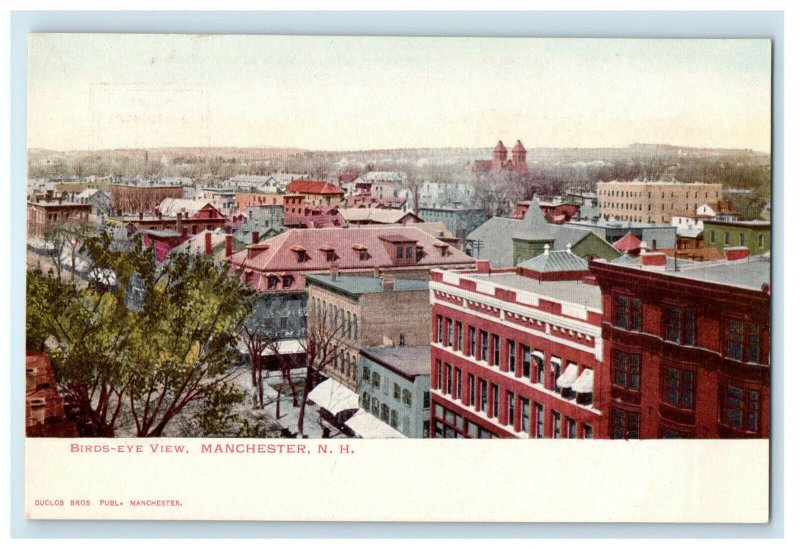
[380,275,395,292]
[331,264,339,281]
[475,260,491,274]
[373,266,380,278]
[252,231,260,245]
[724,247,750,262]
[204,231,213,256]
[640,252,667,271]
[225,234,233,258]
[26,367,38,392]
[177,212,183,233]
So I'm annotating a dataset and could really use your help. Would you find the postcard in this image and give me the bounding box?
[24,34,771,522]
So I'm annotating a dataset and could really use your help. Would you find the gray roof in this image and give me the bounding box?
[361,346,431,378]
[306,274,429,297]
[467,272,602,310]
[466,199,605,268]
[518,250,588,273]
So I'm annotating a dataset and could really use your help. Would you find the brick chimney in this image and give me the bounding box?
[381,275,395,292]
[331,264,339,281]
[475,260,491,274]
[640,252,667,271]
[724,246,750,262]
[252,231,260,245]
[225,234,233,258]
[204,231,213,256]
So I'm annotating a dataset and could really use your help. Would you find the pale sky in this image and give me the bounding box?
[27,34,772,152]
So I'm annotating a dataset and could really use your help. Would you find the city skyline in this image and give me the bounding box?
[28,35,772,153]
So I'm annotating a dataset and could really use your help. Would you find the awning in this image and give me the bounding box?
[308,378,359,415]
[556,363,579,389]
[572,368,594,394]
[345,409,405,439]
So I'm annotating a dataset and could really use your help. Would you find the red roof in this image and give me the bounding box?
[493,140,507,153]
[613,231,643,253]
[287,180,346,195]
[512,140,526,153]
[338,172,360,183]
[228,226,476,290]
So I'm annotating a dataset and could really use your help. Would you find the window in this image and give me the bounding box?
[739,233,745,246]
[480,379,488,412]
[435,315,443,344]
[399,333,405,347]
[362,392,370,409]
[393,383,401,401]
[446,364,453,395]
[325,250,335,262]
[492,334,500,366]
[615,295,642,331]
[455,322,463,351]
[612,408,640,439]
[381,404,389,422]
[665,307,696,346]
[282,276,293,288]
[507,391,515,427]
[297,250,308,262]
[552,412,561,439]
[710,231,715,244]
[362,366,370,382]
[480,330,489,362]
[491,384,499,418]
[534,352,545,384]
[371,399,380,416]
[583,424,593,439]
[550,358,561,390]
[435,359,442,390]
[390,409,398,428]
[613,351,641,391]
[405,246,413,259]
[468,374,475,406]
[469,327,476,356]
[423,391,430,409]
[267,276,278,289]
[396,246,403,260]
[423,420,430,438]
[722,386,760,432]
[758,234,765,248]
[726,321,760,363]
[567,417,577,439]
[520,398,530,434]
[535,404,544,438]
[455,368,462,400]
[724,231,730,245]
[353,315,358,339]
[447,319,454,347]
[359,249,368,261]
[663,367,694,409]
[507,340,516,373]
[522,345,531,378]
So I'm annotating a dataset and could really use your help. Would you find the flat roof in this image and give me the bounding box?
[566,220,674,230]
[361,346,432,378]
[465,272,602,310]
[306,274,429,296]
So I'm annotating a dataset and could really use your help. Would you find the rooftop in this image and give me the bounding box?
[465,271,602,310]
[703,219,771,228]
[361,346,432,378]
[517,249,588,273]
[306,274,429,296]
[567,219,674,230]
[286,180,346,195]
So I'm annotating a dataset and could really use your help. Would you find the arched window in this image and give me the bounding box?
[347,311,352,338]
[353,315,359,340]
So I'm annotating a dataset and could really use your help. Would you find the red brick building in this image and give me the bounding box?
[589,248,770,439]
[429,250,603,439]
[26,352,79,437]
[286,180,346,206]
[27,200,91,236]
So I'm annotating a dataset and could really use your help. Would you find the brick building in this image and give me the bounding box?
[306,273,432,392]
[27,200,91,236]
[472,140,528,173]
[597,181,723,224]
[286,180,346,207]
[25,352,79,437]
[703,219,771,256]
[110,183,183,214]
[589,248,770,439]
[429,252,603,439]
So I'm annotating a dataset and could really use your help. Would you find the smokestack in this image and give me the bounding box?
[204,232,213,256]
[225,234,233,258]
[252,231,260,245]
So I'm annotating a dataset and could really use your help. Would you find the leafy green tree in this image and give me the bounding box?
[27,234,258,437]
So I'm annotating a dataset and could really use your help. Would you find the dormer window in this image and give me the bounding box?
[396,246,403,260]
[359,249,368,261]
[267,276,278,290]
[326,250,335,262]
[282,275,294,289]
[405,246,413,259]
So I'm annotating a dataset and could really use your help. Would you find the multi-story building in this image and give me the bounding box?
[589,248,770,439]
[306,273,432,391]
[356,346,432,438]
[472,140,528,173]
[27,199,92,235]
[286,180,346,207]
[596,181,723,224]
[429,252,604,439]
[703,219,771,256]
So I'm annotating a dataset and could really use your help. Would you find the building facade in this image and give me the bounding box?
[359,346,432,438]
[703,220,771,256]
[27,201,92,235]
[306,273,432,392]
[596,181,723,224]
[589,249,770,439]
[429,256,604,439]
[110,184,184,215]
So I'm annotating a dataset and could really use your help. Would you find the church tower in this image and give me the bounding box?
[491,140,508,170]
[511,139,528,172]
